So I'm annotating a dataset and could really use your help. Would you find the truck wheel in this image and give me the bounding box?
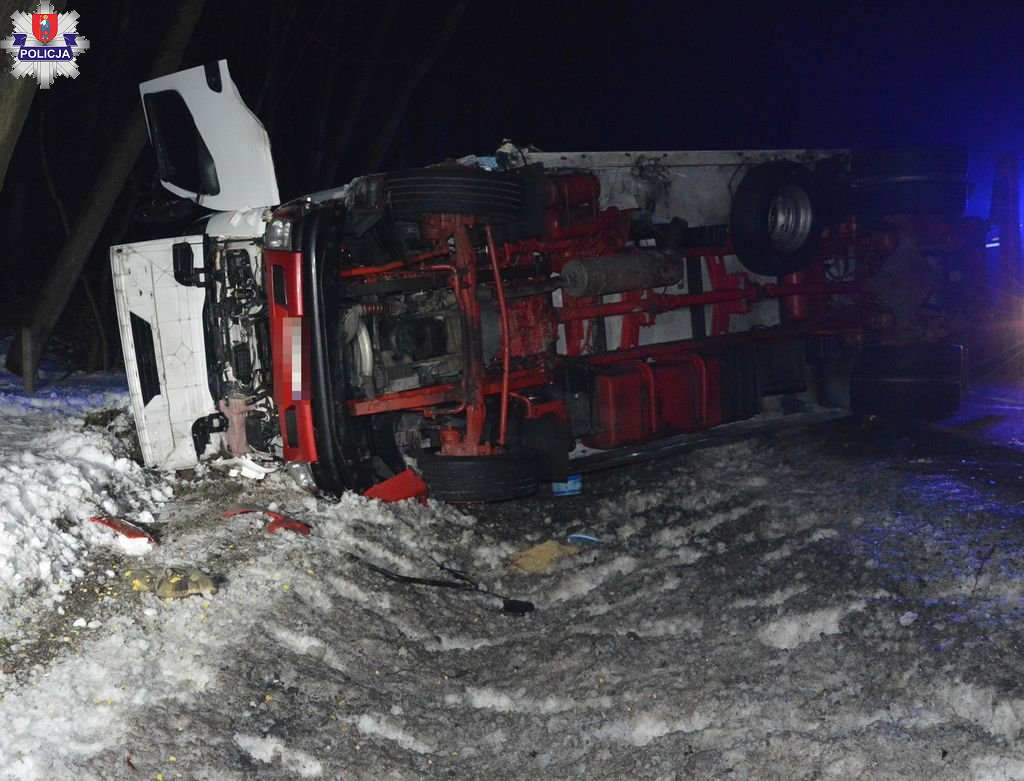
[851,343,965,379]
[851,181,968,218]
[417,449,540,502]
[850,343,965,419]
[850,147,969,218]
[383,168,526,223]
[730,161,823,277]
[850,146,968,181]
[850,377,962,420]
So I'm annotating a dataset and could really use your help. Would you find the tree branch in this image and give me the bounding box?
[365,0,473,174]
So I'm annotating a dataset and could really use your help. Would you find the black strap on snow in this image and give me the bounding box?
[348,554,534,615]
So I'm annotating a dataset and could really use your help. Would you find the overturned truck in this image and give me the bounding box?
[113,61,981,501]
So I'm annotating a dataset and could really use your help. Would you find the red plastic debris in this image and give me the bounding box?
[89,515,157,544]
[264,513,311,536]
[222,505,311,536]
[362,469,429,503]
[222,504,263,518]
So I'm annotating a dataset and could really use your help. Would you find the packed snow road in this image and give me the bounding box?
[2,364,1024,779]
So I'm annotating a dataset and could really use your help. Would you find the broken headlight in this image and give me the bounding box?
[265,217,294,250]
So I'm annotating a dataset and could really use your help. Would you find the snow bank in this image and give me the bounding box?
[0,357,170,634]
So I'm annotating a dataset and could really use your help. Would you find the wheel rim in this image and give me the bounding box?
[768,184,813,254]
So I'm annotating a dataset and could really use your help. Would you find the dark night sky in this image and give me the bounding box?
[2,0,1023,330]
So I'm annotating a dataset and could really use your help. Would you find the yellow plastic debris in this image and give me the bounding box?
[124,567,218,598]
[509,540,579,574]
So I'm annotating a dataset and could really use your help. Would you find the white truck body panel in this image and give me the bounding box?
[519,149,836,224]
[111,236,214,470]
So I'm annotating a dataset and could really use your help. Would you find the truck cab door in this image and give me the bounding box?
[139,59,279,211]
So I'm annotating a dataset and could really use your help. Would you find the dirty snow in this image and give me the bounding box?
[2,356,1024,779]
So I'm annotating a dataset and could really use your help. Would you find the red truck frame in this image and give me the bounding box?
[261,149,980,501]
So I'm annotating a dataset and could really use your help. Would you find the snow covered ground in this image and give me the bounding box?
[3,357,1024,779]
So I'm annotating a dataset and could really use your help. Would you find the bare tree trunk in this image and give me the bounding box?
[365,0,472,173]
[260,0,331,145]
[38,100,109,370]
[0,0,66,192]
[254,2,298,117]
[319,0,398,188]
[7,0,206,389]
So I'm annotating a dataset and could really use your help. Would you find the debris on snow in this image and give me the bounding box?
[508,540,579,574]
[362,468,429,503]
[125,566,218,598]
[210,455,276,480]
[88,514,157,547]
[222,504,312,535]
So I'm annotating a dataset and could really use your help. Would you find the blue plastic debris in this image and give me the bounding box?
[552,474,583,496]
[567,533,601,545]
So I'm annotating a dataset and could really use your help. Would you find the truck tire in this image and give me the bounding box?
[850,343,965,420]
[383,168,526,223]
[729,161,823,277]
[851,343,965,379]
[850,377,962,420]
[851,181,968,218]
[417,448,540,502]
[850,147,969,218]
[850,147,968,182]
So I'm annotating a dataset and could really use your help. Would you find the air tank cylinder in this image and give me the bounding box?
[560,250,687,298]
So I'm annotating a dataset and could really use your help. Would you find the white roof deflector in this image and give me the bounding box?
[140,60,279,211]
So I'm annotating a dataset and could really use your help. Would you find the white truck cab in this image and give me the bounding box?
[112,60,278,469]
